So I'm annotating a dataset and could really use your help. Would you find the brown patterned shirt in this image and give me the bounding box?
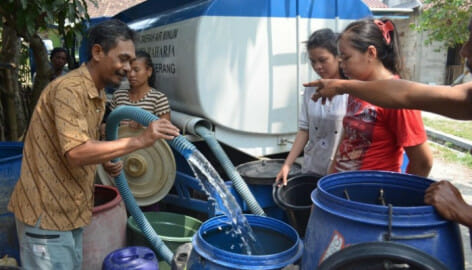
[8,64,106,231]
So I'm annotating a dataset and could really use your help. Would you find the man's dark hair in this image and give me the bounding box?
[50,47,68,61]
[86,19,136,60]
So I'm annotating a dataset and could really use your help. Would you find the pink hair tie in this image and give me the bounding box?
[374,19,395,45]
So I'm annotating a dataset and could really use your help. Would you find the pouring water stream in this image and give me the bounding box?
[187,151,262,255]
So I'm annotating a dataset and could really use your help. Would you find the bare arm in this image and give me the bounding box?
[327,130,344,174]
[66,119,179,167]
[327,154,337,174]
[404,142,433,177]
[307,79,472,120]
[275,130,309,186]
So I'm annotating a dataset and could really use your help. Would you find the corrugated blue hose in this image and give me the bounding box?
[194,126,266,216]
[105,105,196,264]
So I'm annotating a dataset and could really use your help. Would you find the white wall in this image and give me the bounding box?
[392,14,447,84]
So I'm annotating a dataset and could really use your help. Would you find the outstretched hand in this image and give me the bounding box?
[303,79,342,104]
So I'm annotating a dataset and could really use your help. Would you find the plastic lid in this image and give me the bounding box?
[236,159,302,185]
[96,126,176,206]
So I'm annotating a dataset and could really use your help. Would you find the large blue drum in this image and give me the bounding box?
[187,215,303,270]
[301,171,464,270]
[0,142,23,263]
[0,142,23,214]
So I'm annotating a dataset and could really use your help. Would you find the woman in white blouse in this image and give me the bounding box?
[275,29,347,185]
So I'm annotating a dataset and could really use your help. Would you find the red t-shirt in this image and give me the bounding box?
[334,96,427,173]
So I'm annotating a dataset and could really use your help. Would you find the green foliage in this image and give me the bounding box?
[0,0,97,43]
[413,0,472,47]
[0,0,97,96]
[0,0,97,139]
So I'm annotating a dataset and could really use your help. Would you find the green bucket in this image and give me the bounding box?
[127,211,202,269]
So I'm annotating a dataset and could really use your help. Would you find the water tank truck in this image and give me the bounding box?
[114,0,372,158]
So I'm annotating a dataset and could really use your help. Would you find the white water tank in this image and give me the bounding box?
[115,0,372,157]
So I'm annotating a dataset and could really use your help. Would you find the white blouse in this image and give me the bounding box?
[299,87,347,175]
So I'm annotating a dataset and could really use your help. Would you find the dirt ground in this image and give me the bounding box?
[428,150,472,269]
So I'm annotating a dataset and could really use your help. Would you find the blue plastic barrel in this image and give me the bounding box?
[102,246,159,270]
[0,142,23,213]
[0,142,23,263]
[187,215,303,270]
[301,171,464,270]
[0,212,19,264]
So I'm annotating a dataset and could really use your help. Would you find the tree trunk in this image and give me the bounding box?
[29,34,52,112]
[0,95,5,141]
[0,25,20,140]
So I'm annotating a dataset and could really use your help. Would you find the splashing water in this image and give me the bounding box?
[187,151,261,255]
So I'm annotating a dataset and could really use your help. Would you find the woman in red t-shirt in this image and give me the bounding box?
[330,18,432,177]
